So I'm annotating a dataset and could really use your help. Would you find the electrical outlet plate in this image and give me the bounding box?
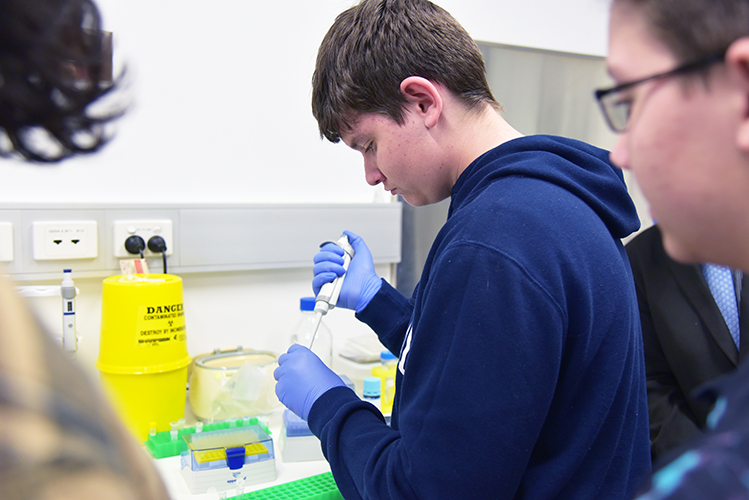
[32,221,98,260]
[0,222,13,262]
[113,220,173,258]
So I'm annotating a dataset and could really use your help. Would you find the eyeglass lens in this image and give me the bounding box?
[601,92,630,132]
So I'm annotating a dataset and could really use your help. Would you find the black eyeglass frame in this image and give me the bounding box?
[594,50,727,133]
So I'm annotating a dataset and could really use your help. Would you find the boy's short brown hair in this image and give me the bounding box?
[312,0,499,143]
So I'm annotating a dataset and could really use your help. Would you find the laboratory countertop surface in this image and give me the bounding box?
[150,409,332,500]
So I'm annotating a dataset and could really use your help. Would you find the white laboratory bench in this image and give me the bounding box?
[149,407,332,500]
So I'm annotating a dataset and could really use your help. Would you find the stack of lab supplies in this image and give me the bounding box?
[280,410,325,463]
[180,425,276,494]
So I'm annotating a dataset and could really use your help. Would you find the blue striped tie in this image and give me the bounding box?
[703,264,740,349]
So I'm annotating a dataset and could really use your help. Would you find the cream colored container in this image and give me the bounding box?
[189,347,280,422]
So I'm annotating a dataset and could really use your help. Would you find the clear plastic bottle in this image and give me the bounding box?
[291,297,333,368]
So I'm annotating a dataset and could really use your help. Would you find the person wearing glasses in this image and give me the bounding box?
[273,0,651,498]
[625,223,748,462]
[597,0,749,497]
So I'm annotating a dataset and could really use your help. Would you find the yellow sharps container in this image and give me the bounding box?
[96,274,191,441]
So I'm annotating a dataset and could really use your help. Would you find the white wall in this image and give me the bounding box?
[0,0,611,204]
[437,0,610,57]
[3,0,617,382]
[0,0,378,204]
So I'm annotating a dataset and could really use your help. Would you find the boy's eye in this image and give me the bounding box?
[604,90,634,131]
[613,92,633,110]
[364,142,374,153]
[617,100,633,124]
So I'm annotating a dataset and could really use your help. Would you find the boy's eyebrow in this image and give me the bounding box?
[340,114,361,147]
[342,136,358,150]
[343,133,364,152]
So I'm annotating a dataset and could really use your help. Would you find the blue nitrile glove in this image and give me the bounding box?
[312,230,382,313]
[274,344,346,420]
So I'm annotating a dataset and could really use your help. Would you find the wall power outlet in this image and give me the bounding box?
[113,220,173,258]
[32,221,98,260]
[0,222,13,262]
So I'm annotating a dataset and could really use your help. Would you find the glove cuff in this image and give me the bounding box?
[355,277,383,313]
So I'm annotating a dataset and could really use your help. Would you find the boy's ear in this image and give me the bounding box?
[729,38,749,152]
[400,76,442,129]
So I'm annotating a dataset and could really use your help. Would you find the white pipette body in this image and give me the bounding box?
[308,234,355,349]
[61,269,77,355]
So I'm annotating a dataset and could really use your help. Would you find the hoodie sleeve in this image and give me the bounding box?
[308,242,565,499]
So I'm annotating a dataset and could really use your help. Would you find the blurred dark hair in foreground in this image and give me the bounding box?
[0,0,126,162]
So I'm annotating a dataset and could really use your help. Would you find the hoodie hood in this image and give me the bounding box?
[450,135,640,240]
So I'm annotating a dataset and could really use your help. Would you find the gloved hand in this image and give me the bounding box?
[274,344,346,420]
[312,230,382,313]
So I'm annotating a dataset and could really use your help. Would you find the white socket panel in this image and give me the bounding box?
[113,220,173,258]
[32,221,99,260]
[0,222,13,262]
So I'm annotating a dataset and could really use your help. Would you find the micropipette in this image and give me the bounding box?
[61,269,77,355]
[308,234,355,350]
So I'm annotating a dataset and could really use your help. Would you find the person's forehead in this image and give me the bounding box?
[607,4,674,80]
[340,111,386,149]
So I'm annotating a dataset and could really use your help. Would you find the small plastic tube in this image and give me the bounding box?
[233,473,245,496]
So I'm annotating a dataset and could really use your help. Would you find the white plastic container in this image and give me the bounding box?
[279,409,325,463]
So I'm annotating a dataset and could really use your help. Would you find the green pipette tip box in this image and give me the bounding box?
[145,417,271,459]
[226,472,343,500]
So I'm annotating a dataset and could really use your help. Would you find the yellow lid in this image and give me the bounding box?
[97,274,190,374]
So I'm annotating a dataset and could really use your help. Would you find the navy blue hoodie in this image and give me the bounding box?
[309,135,652,499]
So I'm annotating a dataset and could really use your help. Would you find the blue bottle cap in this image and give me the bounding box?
[380,350,397,361]
[363,376,381,397]
[300,297,316,311]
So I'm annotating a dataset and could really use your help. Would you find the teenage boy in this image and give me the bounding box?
[275,1,651,498]
[599,0,749,497]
